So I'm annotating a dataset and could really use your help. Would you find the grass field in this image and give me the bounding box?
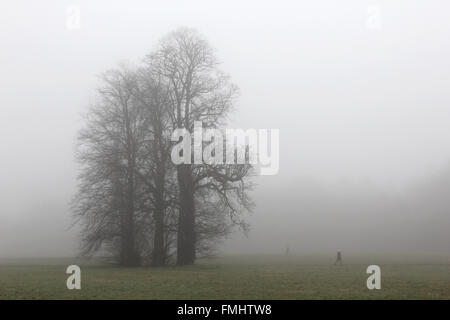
[0,254,449,299]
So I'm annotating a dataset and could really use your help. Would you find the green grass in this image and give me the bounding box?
[0,254,449,299]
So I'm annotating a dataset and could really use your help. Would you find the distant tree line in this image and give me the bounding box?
[72,28,254,267]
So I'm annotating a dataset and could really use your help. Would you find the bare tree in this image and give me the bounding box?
[73,65,144,266]
[73,28,254,267]
[147,28,251,265]
[133,69,176,266]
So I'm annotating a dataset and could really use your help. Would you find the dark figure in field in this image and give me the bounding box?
[285,245,290,255]
[334,251,342,265]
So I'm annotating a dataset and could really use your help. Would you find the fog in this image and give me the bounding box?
[1,0,449,257]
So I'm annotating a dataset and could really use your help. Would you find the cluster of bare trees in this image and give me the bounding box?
[72,28,253,267]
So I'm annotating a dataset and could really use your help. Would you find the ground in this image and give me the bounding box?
[0,254,449,299]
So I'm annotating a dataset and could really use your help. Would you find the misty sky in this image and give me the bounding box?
[1,0,450,257]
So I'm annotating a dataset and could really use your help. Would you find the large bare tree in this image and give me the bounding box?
[132,69,177,266]
[73,28,254,267]
[147,28,252,265]
[73,65,145,266]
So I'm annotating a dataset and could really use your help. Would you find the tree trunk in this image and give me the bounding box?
[120,154,140,267]
[176,163,196,265]
[152,166,166,267]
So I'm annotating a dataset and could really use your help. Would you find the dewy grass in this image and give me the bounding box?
[0,254,448,300]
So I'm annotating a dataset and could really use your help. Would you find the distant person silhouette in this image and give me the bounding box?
[285,245,290,255]
[334,251,342,265]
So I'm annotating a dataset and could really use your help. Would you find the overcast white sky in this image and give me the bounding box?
[1,0,450,256]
